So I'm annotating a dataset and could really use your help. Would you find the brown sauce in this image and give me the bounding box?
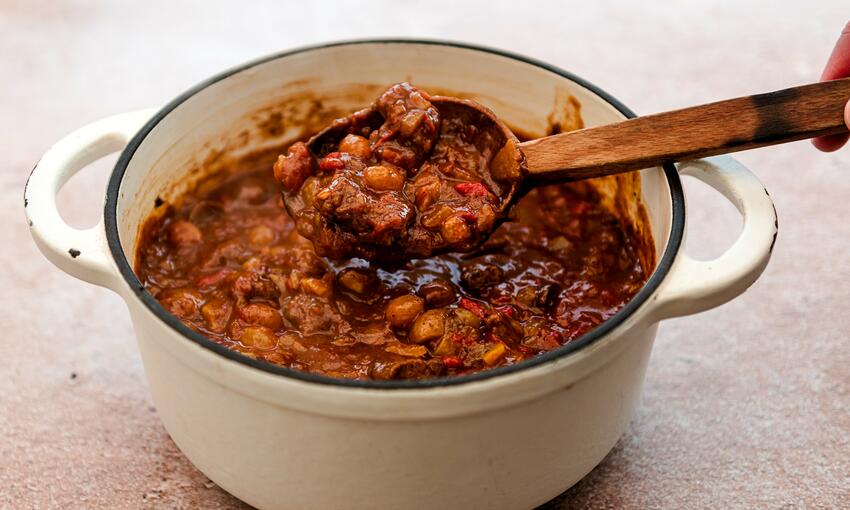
[135,152,647,380]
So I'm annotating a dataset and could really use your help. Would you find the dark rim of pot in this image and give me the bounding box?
[106,38,685,389]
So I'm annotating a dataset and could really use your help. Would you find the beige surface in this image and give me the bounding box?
[2,1,849,508]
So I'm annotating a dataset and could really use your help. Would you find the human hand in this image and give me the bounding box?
[813,21,850,152]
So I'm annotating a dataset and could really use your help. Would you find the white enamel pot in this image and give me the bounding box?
[25,40,777,510]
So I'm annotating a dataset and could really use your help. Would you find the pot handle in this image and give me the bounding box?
[649,155,777,320]
[24,110,155,290]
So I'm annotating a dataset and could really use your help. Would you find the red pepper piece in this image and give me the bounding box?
[194,268,234,288]
[459,297,487,319]
[442,356,462,368]
[496,305,515,317]
[454,182,491,198]
[319,152,345,171]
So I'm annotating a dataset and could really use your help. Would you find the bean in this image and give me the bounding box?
[168,220,202,246]
[399,110,425,137]
[236,302,282,330]
[441,215,472,244]
[452,308,481,328]
[409,309,445,344]
[248,224,276,246]
[301,277,331,297]
[432,335,457,356]
[241,326,278,350]
[408,90,431,110]
[241,257,264,272]
[201,298,232,333]
[300,176,320,206]
[386,294,424,328]
[413,180,441,210]
[420,204,453,230]
[159,288,202,319]
[337,268,374,294]
[417,279,457,306]
[476,204,496,231]
[338,134,372,160]
[547,236,572,252]
[278,332,308,353]
[363,165,404,191]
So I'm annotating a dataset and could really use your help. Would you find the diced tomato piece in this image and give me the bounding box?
[194,268,234,288]
[459,297,486,319]
[454,182,490,198]
[319,152,345,171]
[496,305,515,317]
[442,356,462,368]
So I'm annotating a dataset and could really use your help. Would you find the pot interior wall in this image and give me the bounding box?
[118,42,671,289]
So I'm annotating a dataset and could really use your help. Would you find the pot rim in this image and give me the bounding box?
[105,38,685,390]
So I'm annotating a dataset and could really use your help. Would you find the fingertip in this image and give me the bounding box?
[820,21,850,80]
[813,133,850,152]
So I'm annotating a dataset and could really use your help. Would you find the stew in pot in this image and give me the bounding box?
[134,88,649,381]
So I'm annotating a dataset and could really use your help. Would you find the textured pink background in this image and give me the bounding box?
[2,1,849,508]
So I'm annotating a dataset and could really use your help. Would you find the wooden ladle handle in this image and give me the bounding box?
[520,77,850,181]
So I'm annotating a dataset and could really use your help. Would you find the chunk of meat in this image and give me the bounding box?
[273,142,315,192]
[158,288,203,320]
[370,82,440,171]
[232,270,280,301]
[370,358,445,380]
[460,257,507,290]
[312,162,414,246]
[280,294,350,336]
